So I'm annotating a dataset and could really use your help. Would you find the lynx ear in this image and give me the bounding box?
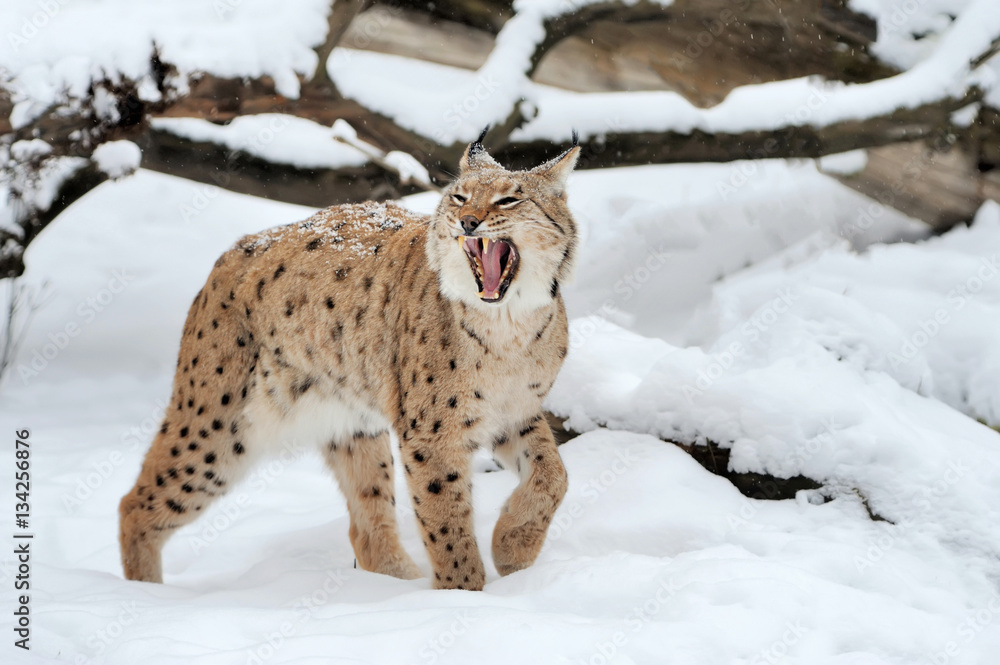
[459,125,502,173]
[531,131,580,195]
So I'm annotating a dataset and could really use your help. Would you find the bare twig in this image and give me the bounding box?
[971,36,1000,68]
[0,278,48,385]
[332,119,442,192]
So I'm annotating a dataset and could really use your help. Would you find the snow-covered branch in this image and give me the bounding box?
[1,140,139,278]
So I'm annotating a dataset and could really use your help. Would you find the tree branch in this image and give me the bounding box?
[1,161,109,279]
[497,89,983,170]
[137,126,428,208]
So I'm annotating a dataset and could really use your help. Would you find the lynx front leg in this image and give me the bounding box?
[400,435,485,590]
[490,414,568,576]
[323,431,421,580]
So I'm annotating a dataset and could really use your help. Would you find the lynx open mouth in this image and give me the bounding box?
[457,236,519,303]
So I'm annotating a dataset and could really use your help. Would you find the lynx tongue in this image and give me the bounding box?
[462,237,512,300]
[481,238,507,299]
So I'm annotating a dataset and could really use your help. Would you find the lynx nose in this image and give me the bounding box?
[460,215,482,234]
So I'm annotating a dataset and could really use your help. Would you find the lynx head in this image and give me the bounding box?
[427,128,580,316]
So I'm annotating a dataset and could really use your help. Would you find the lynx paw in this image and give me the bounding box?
[491,512,547,577]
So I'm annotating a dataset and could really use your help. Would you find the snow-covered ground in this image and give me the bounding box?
[2,160,999,664]
[4,0,1000,661]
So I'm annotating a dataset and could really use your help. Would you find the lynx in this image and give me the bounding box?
[119,131,578,590]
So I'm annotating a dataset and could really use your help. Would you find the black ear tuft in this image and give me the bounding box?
[460,126,503,173]
[470,125,491,154]
[571,129,579,147]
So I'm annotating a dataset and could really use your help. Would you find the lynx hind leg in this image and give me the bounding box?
[119,414,255,582]
[490,414,568,577]
[324,431,422,580]
[120,301,259,582]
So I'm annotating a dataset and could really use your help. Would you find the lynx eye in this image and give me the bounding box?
[451,194,467,204]
[495,197,520,207]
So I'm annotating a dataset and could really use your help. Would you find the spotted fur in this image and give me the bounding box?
[119,137,578,588]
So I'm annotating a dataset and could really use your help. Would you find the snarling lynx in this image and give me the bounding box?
[119,132,578,589]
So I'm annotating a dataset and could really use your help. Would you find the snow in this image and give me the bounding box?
[383,151,432,188]
[151,116,369,170]
[817,150,868,176]
[950,103,981,128]
[549,202,1000,516]
[330,119,359,144]
[9,140,52,162]
[3,0,1000,661]
[848,0,1000,111]
[3,163,999,664]
[92,141,142,180]
[849,0,975,69]
[560,159,925,339]
[329,120,435,189]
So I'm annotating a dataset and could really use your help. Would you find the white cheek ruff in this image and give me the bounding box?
[427,218,564,317]
[436,244,554,316]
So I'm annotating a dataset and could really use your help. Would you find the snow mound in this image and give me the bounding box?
[548,200,1000,570]
[93,141,142,179]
